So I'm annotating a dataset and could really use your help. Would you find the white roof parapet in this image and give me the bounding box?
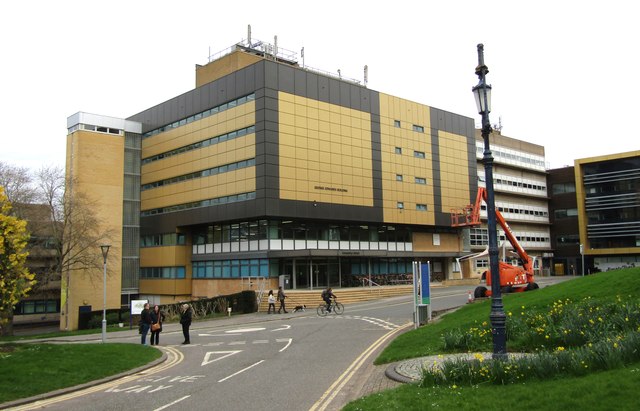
[67,112,142,134]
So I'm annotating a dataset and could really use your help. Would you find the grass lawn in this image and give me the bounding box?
[346,268,640,410]
[344,362,640,411]
[0,343,162,404]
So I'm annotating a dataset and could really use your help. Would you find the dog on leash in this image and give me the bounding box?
[292,304,306,312]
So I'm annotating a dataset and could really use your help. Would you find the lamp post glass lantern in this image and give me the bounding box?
[100,245,111,343]
[473,44,507,359]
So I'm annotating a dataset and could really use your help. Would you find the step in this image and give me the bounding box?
[257,285,412,312]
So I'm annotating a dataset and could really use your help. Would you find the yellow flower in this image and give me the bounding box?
[474,353,485,362]
[556,346,565,351]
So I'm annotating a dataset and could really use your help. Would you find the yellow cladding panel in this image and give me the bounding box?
[140,246,189,267]
[195,50,263,87]
[278,92,374,206]
[142,134,255,185]
[142,167,256,210]
[378,93,436,225]
[438,131,472,214]
[141,102,255,165]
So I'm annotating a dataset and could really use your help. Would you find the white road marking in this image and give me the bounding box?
[228,341,246,345]
[218,360,264,382]
[276,338,293,352]
[153,395,190,411]
[225,327,266,333]
[201,350,242,366]
[253,340,269,344]
[272,324,291,331]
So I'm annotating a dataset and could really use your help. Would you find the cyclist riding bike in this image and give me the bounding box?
[321,287,337,312]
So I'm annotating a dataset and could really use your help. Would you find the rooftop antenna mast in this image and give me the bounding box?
[247,24,252,47]
[364,65,368,87]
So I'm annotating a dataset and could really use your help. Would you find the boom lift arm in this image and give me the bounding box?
[452,187,536,296]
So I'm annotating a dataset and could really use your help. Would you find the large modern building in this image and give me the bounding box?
[466,130,552,277]
[63,38,482,329]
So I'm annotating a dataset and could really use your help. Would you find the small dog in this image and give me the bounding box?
[292,304,306,312]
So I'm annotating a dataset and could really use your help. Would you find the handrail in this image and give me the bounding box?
[361,277,382,288]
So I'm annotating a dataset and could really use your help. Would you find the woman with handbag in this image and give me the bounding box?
[150,305,165,346]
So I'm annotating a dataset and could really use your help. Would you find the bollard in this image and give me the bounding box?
[227,307,232,317]
[467,290,474,304]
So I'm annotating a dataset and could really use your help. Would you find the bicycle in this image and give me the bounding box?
[317,299,344,316]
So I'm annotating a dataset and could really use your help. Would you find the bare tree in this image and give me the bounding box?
[35,165,116,287]
[0,163,115,334]
[0,162,37,218]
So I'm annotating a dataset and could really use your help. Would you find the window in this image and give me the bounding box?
[397,202,404,209]
[416,204,427,211]
[552,182,576,194]
[396,174,403,181]
[412,125,424,133]
[415,177,426,185]
[394,147,402,154]
[394,120,401,128]
[414,151,426,159]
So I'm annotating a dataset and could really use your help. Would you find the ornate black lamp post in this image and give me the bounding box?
[100,244,111,344]
[472,44,507,359]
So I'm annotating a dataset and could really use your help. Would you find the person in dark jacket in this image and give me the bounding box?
[180,303,192,344]
[150,305,165,346]
[140,302,152,345]
[277,286,288,313]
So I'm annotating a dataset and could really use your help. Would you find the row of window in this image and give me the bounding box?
[142,158,255,191]
[143,93,255,139]
[193,220,413,245]
[193,259,270,278]
[142,125,256,165]
[393,120,424,133]
[140,266,186,279]
[470,228,550,246]
[68,124,122,135]
[395,175,427,185]
[141,233,186,247]
[397,202,428,211]
[494,177,546,192]
[552,182,576,194]
[554,208,578,219]
[480,204,549,218]
[141,191,256,216]
[14,300,60,315]
[394,147,427,159]
[476,145,545,169]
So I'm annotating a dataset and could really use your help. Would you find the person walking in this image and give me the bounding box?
[180,303,192,344]
[267,290,276,314]
[150,305,165,346]
[277,286,288,313]
[140,302,152,345]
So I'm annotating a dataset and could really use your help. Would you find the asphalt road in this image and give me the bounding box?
[9,276,578,411]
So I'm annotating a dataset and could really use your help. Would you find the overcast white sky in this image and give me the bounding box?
[1,0,637,171]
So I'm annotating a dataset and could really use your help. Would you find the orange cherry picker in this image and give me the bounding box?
[452,187,539,298]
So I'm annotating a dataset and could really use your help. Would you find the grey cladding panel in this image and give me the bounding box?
[279,65,295,94]
[318,76,329,101]
[340,82,350,107]
[294,69,307,95]
[329,78,340,105]
[265,62,278,89]
[306,73,318,100]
